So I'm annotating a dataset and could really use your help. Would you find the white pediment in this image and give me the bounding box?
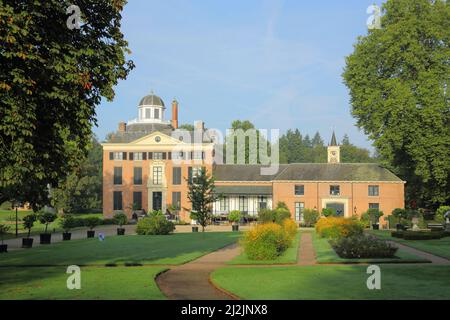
[132,131,185,146]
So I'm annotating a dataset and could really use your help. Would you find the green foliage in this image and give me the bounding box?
[331,235,398,258]
[360,212,370,228]
[228,210,242,223]
[276,201,289,210]
[22,214,37,237]
[435,206,450,223]
[59,214,76,232]
[366,208,384,224]
[391,230,445,240]
[51,138,103,213]
[316,217,364,239]
[302,209,319,227]
[257,208,275,223]
[274,208,290,224]
[186,168,218,231]
[342,0,450,207]
[241,223,292,260]
[392,208,407,223]
[113,212,128,227]
[136,216,175,235]
[0,1,134,210]
[321,207,336,217]
[37,211,57,233]
[84,216,101,230]
[0,223,11,244]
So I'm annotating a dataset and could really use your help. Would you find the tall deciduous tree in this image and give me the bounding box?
[0,1,134,210]
[342,0,449,207]
[187,168,218,232]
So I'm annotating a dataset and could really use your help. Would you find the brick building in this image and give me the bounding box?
[102,92,405,225]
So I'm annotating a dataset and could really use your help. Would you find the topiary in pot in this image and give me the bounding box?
[113,212,128,235]
[228,210,242,231]
[59,214,76,241]
[366,208,384,230]
[22,214,37,248]
[84,216,101,238]
[0,224,11,253]
[38,211,58,244]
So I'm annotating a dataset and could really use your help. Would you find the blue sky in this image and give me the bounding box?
[94,0,383,150]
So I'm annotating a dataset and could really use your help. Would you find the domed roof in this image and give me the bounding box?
[139,93,165,107]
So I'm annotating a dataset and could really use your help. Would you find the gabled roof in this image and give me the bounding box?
[213,163,402,182]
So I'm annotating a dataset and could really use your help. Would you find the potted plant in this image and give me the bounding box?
[190,211,199,232]
[228,210,242,232]
[38,210,58,244]
[367,208,384,230]
[59,214,76,240]
[113,212,128,235]
[0,224,11,253]
[22,214,37,248]
[84,216,101,238]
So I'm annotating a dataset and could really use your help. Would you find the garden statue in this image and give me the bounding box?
[411,217,420,231]
[445,211,450,231]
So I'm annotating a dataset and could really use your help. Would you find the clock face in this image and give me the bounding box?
[332,151,336,156]
[155,136,161,142]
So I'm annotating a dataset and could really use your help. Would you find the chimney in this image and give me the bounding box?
[171,99,178,129]
[118,122,126,133]
[194,120,204,131]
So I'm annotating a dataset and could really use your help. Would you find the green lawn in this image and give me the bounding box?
[0,232,240,266]
[369,230,450,260]
[0,266,166,300]
[228,232,301,265]
[312,232,429,264]
[212,265,450,300]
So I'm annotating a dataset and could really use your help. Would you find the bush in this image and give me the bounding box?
[274,208,291,224]
[101,218,116,225]
[228,210,242,224]
[392,208,407,223]
[113,212,128,227]
[315,217,364,239]
[331,235,398,258]
[22,214,37,237]
[257,208,275,223]
[360,212,370,228]
[84,216,101,230]
[136,216,175,235]
[282,219,298,241]
[37,211,58,233]
[366,208,384,224]
[59,215,77,232]
[302,209,319,227]
[391,230,445,240]
[241,223,291,260]
[435,206,450,223]
[321,207,336,217]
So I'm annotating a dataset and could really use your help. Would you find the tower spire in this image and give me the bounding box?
[330,131,338,146]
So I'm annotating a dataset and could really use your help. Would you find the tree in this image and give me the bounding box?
[0,1,134,210]
[178,124,195,131]
[342,0,450,207]
[51,137,103,213]
[186,168,218,232]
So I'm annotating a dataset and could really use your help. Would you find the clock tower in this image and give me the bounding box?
[327,131,340,163]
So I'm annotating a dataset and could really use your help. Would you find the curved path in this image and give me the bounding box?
[156,243,241,300]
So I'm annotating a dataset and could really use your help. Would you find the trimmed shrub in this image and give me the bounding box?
[241,223,291,260]
[331,235,398,258]
[366,208,384,224]
[391,231,404,238]
[435,206,450,223]
[228,210,242,224]
[282,219,298,241]
[274,208,291,224]
[136,216,175,235]
[315,217,364,239]
[360,212,370,228]
[113,212,128,227]
[257,208,291,225]
[403,231,444,240]
[302,209,319,227]
[321,207,336,217]
[84,216,101,230]
[59,215,77,232]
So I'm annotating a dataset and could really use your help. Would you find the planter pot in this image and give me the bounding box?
[40,233,52,244]
[372,224,380,230]
[22,238,34,248]
[62,232,72,241]
[117,228,125,236]
[232,225,239,232]
[192,226,199,233]
[0,244,7,253]
[87,230,95,238]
